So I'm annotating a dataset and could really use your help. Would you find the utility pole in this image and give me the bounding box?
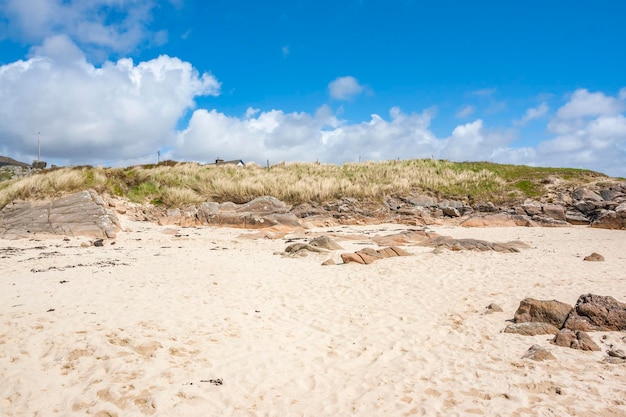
[38,131,41,162]
[157,150,160,164]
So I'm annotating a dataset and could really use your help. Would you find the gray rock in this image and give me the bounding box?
[504,322,560,336]
[0,190,121,239]
[407,195,438,207]
[565,210,590,225]
[573,188,603,202]
[309,236,343,250]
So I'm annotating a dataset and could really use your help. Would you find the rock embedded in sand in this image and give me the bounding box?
[340,246,411,265]
[551,329,600,351]
[513,298,573,328]
[485,303,503,314]
[563,294,626,332]
[309,236,343,250]
[522,344,556,361]
[583,252,605,262]
[504,322,560,336]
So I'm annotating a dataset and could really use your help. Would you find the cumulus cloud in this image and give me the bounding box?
[534,89,626,174]
[0,39,220,165]
[0,0,164,58]
[515,102,549,126]
[175,106,456,165]
[328,76,365,100]
[556,89,624,119]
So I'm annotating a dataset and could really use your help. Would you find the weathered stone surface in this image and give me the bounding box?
[198,196,302,229]
[522,344,556,361]
[340,246,411,265]
[563,294,626,331]
[542,204,566,221]
[583,252,605,262]
[309,236,343,250]
[372,229,439,246]
[0,190,121,239]
[442,207,461,217]
[513,298,573,328]
[284,243,329,255]
[340,252,366,264]
[565,211,591,225]
[504,322,560,336]
[573,188,603,202]
[427,237,530,253]
[552,329,600,351]
[591,209,626,230]
[461,213,519,227]
[522,200,542,216]
[407,195,438,207]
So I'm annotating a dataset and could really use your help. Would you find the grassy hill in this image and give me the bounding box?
[0,159,616,210]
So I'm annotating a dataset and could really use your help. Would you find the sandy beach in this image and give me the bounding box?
[1,218,625,417]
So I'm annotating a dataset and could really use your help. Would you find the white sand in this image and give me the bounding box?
[1,219,625,417]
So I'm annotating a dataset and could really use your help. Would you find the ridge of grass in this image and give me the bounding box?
[0,159,614,210]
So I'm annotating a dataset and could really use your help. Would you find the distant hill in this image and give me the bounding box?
[0,156,30,168]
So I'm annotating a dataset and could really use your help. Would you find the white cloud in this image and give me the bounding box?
[328,76,365,100]
[556,89,624,119]
[456,105,475,118]
[515,102,549,126]
[0,40,220,165]
[534,89,626,174]
[0,0,162,58]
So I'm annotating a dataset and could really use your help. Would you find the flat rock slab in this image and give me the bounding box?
[0,190,121,239]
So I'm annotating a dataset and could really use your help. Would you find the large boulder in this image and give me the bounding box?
[513,298,573,328]
[563,294,626,331]
[0,190,121,239]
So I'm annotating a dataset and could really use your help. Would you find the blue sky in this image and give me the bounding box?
[1,0,625,176]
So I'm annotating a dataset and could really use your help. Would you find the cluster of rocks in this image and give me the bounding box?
[145,182,626,230]
[503,294,626,363]
[2,182,626,240]
[275,229,529,266]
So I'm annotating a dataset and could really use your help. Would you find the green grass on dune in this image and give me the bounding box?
[0,159,613,210]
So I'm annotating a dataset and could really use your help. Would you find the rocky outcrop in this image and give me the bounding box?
[341,246,411,265]
[427,237,530,252]
[284,182,626,229]
[149,196,303,229]
[0,190,120,239]
[513,298,573,328]
[552,329,600,351]
[563,294,626,332]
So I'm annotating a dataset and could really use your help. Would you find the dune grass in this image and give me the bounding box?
[0,159,609,210]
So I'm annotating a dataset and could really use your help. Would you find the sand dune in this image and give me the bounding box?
[1,218,625,416]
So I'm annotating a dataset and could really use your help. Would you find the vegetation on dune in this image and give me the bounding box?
[0,159,611,210]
